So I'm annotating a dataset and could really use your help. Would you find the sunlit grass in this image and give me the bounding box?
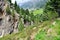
[33,8,43,15]
[35,19,60,40]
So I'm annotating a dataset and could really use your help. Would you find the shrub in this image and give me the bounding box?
[6,6,11,15]
[18,19,24,31]
[43,11,58,20]
[11,9,15,17]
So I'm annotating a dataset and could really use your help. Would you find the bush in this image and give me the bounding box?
[6,6,11,15]
[18,19,24,31]
[43,11,58,20]
[11,9,15,17]
[7,0,11,3]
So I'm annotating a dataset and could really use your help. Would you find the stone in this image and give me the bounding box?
[0,0,19,37]
[52,21,56,25]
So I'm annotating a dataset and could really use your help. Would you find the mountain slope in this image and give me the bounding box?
[0,19,60,40]
[19,0,48,9]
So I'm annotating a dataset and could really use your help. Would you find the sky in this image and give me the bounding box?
[11,0,30,4]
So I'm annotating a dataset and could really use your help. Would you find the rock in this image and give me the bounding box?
[31,21,34,25]
[52,21,56,25]
[0,0,19,37]
[13,12,19,33]
[0,30,4,38]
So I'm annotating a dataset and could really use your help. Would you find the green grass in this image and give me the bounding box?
[0,23,40,40]
[33,8,43,15]
[35,19,60,40]
[0,19,60,40]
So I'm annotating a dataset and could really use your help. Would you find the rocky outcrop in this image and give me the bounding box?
[0,0,19,37]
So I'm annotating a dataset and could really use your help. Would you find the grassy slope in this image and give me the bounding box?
[0,19,60,40]
[35,19,60,40]
[33,8,43,15]
[0,8,60,40]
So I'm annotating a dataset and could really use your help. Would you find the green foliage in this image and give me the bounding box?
[16,5,20,13]
[43,11,58,20]
[14,1,20,13]
[20,8,35,22]
[33,9,43,15]
[25,9,29,15]
[35,30,46,40]
[47,11,58,19]
[34,19,60,40]
[44,0,60,16]
[32,8,48,22]
[24,9,32,22]
[1,0,60,40]
[6,6,11,15]
[14,1,17,8]
[7,0,11,3]
[18,19,24,31]
[11,9,15,17]
[1,19,60,40]
[43,0,59,20]
[30,12,35,21]
[20,8,25,15]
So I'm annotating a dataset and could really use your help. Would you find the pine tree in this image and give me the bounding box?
[44,0,60,16]
[14,1,20,13]
[8,0,11,3]
[14,1,17,8]
[42,0,60,20]
[25,9,29,15]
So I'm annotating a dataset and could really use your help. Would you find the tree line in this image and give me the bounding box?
[7,0,60,31]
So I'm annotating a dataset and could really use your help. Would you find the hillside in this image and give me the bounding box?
[33,8,43,15]
[0,0,60,40]
[0,19,60,40]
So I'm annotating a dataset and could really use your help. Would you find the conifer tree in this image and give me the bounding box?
[45,0,60,16]
[43,0,60,20]
[8,0,11,3]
